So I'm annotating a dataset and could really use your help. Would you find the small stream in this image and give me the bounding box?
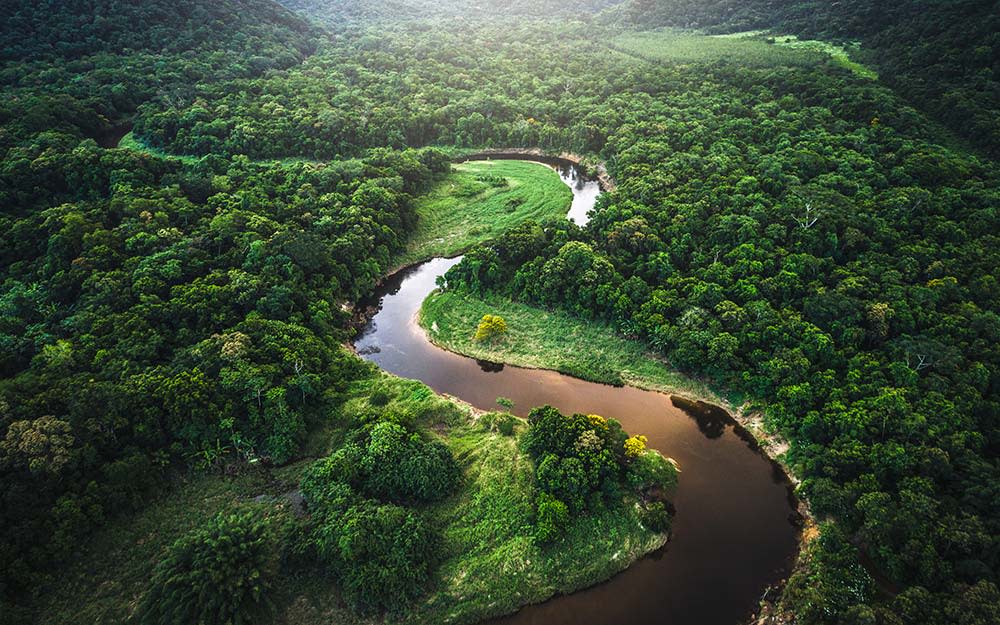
[354,159,801,625]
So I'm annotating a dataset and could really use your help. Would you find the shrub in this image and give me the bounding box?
[626,449,678,492]
[474,314,507,342]
[361,422,460,503]
[640,501,671,532]
[300,445,364,504]
[623,435,648,458]
[534,492,570,544]
[137,511,277,625]
[480,411,517,435]
[536,453,590,512]
[312,501,439,614]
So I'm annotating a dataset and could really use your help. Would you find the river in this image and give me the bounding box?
[353,159,801,625]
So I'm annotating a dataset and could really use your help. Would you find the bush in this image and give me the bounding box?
[640,501,671,533]
[534,492,570,544]
[312,501,439,614]
[626,449,678,492]
[137,511,277,625]
[361,422,460,503]
[480,411,517,435]
[300,446,364,505]
[536,453,590,512]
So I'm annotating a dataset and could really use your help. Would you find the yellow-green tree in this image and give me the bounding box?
[624,435,648,459]
[474,314,507,342]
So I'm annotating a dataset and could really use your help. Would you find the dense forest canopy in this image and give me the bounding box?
[1,0,998,624]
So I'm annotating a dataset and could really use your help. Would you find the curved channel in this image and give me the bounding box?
[353,161,801,625]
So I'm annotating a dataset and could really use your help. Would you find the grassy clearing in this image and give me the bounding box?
[610,28,824,68]
[34,371,663,625]
[767,34,877,80]
[399,160,572,266]
[32,461,326,625]
[421,289,735,406]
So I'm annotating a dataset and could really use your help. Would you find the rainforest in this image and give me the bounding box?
[1,1,998,624]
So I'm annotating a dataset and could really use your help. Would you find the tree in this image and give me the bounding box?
[474,314,507,342]
[0,416,74,475]
[623,435,647,459]
[137,511,278,625]
[534,492,569,544]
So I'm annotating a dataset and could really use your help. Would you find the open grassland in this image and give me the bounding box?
[34,372,663,625]
[399,160,572,266]
[420,289,734,406]
[717,31,878,79]
[610,28,824,68]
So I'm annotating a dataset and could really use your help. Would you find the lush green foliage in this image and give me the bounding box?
[441,22,1000,623]
[613,0,999,157]
[4,0,999,622]
[136,511,278,625]
[296,376,462,614]
[523,406,676,540]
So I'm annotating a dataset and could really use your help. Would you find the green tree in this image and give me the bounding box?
[137,511,278,625]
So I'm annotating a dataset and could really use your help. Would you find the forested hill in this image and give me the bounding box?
[1,0,317,61]
[277,0,623,24]
[613,0,1000,158]
[0,0,319,152]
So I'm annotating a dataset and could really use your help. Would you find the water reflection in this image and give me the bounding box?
[671,395,729,439]
[476,359,505,372]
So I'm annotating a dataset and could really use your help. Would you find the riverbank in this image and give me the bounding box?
[420,289,735,407]
[29,366,670,625]
[454,147,616,192]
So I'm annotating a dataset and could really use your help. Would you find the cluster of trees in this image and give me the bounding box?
[1,2,453,609]
[0,142,450,613]
[297,415,460,612]
[277,0,620,26]
[126,22,649,159]
[522,406,676,543]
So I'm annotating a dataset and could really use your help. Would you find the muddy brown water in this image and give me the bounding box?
[353,161,800,625]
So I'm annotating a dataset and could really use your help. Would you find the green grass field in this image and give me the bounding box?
[610,28,824,68]
[398,160,572,266]
[421,289,735,406]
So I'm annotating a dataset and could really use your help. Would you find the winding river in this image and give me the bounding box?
[354,160,801,625]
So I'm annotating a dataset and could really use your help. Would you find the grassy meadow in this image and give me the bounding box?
[398,160,572,266]
[420,289,733,406]
[610,28,824,68]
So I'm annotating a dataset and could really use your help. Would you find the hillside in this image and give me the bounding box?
[277,0,623,23]
[612,0,1000,157]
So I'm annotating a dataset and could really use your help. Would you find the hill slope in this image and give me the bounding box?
[612,0,1000,158]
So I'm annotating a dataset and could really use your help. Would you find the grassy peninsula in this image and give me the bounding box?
[420,289,732,406]
[399,160,572,265]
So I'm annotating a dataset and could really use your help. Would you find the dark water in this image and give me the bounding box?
[353,162,800,625]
